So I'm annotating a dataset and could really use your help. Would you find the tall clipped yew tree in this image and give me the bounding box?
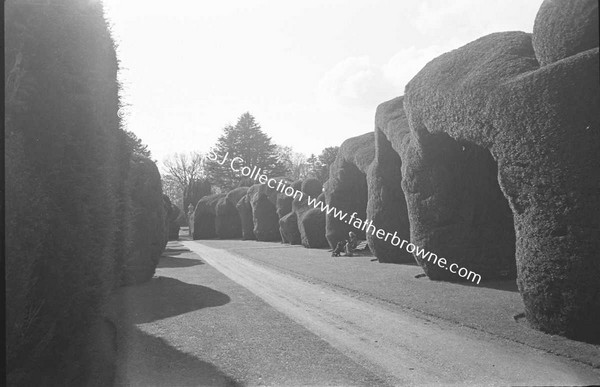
[5,0,167,385]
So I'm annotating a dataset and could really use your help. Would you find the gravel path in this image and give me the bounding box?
[106,239,600,386]
[107,243,390,386]
[183,241,600,386]
[199,239,600,369]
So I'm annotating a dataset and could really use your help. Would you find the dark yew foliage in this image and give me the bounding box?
[124,129,152,158]
[183,178,212,213]
[403,0,599,341]
[5,0,167,385]
[119,156,167,286]
[164,194,183,241]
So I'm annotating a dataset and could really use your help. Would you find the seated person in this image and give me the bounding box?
[345,231,358,257]
[331,240,346,257]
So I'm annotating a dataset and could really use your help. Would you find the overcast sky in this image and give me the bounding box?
[103,0,543,165]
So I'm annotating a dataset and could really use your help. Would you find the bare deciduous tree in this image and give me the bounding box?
[276,145,309,180]
[162,152,210,211]
[163,152,205,188]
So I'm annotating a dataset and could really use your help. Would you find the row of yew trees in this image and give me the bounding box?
[5,1,179,385]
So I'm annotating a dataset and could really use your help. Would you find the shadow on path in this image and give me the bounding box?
[111,277,230,324]
[162,250,184,256]
[158,255,204,268]
[115,326,240,387]
[109,277,238,386]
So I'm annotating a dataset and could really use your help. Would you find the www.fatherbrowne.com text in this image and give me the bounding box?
[207,151,482,284]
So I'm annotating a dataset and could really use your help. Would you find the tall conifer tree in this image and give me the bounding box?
[206,112,288,190]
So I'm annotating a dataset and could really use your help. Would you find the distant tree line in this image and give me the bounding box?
[162,113,339,208]
[6,1,169,385]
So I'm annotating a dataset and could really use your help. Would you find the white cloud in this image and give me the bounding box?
[317,42,464,111]
[317,56,399,110]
